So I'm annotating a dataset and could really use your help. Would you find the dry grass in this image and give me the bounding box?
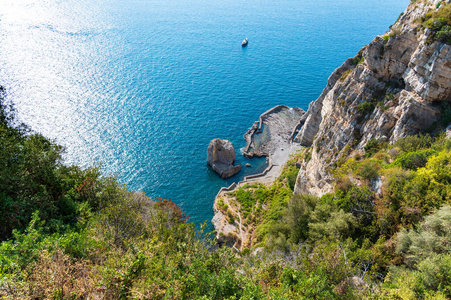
[2,249,104,300]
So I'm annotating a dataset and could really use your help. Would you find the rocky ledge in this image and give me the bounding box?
[212,105,305,249]
[243,105,305,158]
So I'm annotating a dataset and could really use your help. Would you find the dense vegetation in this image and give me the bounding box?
[2,84,451,299]
[420,1,451,44]
[219,132,451,299]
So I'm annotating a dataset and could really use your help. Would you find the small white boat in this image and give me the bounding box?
[242,38,248,47]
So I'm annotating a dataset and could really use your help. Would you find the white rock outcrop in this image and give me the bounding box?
[294,1,451,196]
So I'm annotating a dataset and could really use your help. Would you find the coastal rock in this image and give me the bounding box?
[212,209,238,247]
[294,0,450,197]
[207,139,241,178]
[212,0,451,248]
[212,105,306,250]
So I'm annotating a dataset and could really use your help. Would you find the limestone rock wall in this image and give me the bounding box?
[294,0,451,197]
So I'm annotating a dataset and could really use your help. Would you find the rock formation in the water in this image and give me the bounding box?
[294,0,451,196]
[207,139,241,178]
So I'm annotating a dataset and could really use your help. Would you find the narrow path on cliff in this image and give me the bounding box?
[236,203,245,251]
[223,194,245,251]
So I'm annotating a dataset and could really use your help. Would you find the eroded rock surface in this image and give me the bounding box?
[207,139,241,178]
[212,0,451,249]
[294,0,451,197]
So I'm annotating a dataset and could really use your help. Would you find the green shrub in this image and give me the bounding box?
[308,206,357,241]
[357,160,380,181]
[395,206,451,296]
[394,134,435,152]
[439,101,451,126]
[436,25,451,44]
[392,149,437,170]
[364,138,382,157]
[396,205,451,266]
[284,194,319,244]
[226,208,235,224]
[339,69,353,82]
[425,17,447,31]
[418,253,451,295]
[279,162,299,191]
[337,185,375,229]
[235,188,256,212]
[357,101,375,115]
[352,52,364,66]
[420,2,451,44]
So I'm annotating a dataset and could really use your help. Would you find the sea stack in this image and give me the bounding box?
[207,139,241,178]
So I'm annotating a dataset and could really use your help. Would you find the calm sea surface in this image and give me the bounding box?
[0,0,408,225]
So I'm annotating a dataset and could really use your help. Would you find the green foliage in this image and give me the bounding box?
[308,205,357,241]
[236,188,257,212]
[0,91,116,241]
[439,101,451,126]
[420,2,451,44]
[435,24,451,44]
[337,185,375,227]
[357,160,381,181]
[392,149,437,170]
[267,192,359,251]
[417,253,451,295]
[394,133,434,152]
[278,157,300,191]
[352,52,364,66]
[425,16,447,31]
[392,206,451,297]
[356,101,375,115]
[4,81,451,299]
[270,194,319,246]
[364,138,382,157]
[339,69,353,82]
[396,205,451,266]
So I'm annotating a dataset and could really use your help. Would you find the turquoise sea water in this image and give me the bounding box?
[0,0,408,225]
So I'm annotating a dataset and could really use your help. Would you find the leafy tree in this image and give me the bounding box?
[309,205,357,241]
[284,194,318,244]
[396,205,451,266]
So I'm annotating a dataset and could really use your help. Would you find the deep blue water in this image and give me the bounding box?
[0,0,408,225]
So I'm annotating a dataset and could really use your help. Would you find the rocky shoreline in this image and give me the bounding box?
[212,0,451,249]
[212,105,305,247]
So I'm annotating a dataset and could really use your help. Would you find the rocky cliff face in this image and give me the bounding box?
[294,0,451,196]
